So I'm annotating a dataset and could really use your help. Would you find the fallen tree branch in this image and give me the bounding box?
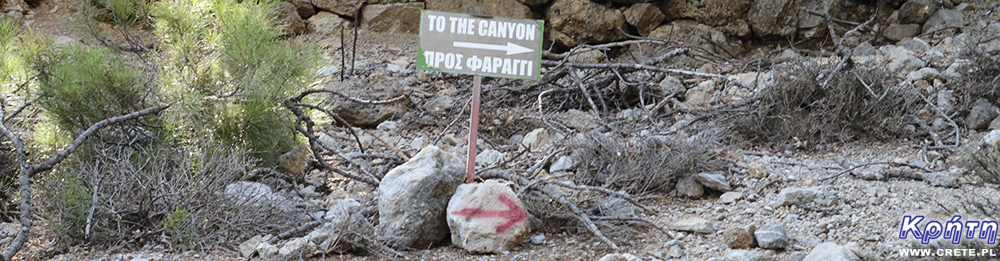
[297,88,406,105]
[0,103,172,260]
[287,104,380,186]
[541,60,750,90]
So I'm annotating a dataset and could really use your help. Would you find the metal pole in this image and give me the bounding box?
[466,75,482,183]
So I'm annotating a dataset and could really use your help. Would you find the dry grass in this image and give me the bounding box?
[956,45,1000,113]
[34,142,298,250]
[730,63,920,145]
[568,131,726,194]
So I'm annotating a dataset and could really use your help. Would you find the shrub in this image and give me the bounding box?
[153,0,318,166]
[730,63,920,145]
[569,131,726,194]
[84,0,153,26]
[957,45,1000,113]
[35,143,296,248]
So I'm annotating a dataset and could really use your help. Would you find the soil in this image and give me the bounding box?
[8,0,1000,260]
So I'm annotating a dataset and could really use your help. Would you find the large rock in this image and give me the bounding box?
[966,98,999,131]
[290,0,316,19]
[272,2,307,35]
[775,187,819,206]
[426,0,534,19]
[623,3,664,36]
[748,0,840,38]
[694,171,731,192]
[659,0,750,26]
[898,0,939,25]
[803,242,861,261]
[885,46,925,77]
[546,0,627,47]
[447,180,530,253]
[649,20,730,55]
[883,23,922,42]
[671,217,716,234]
[922,8,963,34]
[378,146,466,249]
[312,0,361,18]
[307,11,350,36]
[362,3,423,34]
[754,224,790,249]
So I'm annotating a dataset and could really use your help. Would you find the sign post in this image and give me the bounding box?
[417,10,543,183]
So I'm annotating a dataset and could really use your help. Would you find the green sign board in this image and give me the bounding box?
[417,10,544,81]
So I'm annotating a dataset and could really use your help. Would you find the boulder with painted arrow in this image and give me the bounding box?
[447,180,530,253]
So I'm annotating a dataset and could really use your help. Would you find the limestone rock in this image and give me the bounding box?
[323,198,360,222]
[749,0,841,39]
[924,170,959,188]
[898,38,931,53]
[312,0,361,18]
[671,217,716,234]
[720,191,743,204]
[549,155,575,174]
[694,171,731,192]
[277,143,310,176]
[599,253,642,261]
[623,3,664,36]
[725,224,757,249]
[307,11,349,36]
[883,23,922,42]
[803,242,861,261]
[556,109,600,132]
[923,8,963,34]
[224,182,290,211]
[659,75,686,98]
[659,0,750,26]
[898,0,940,24]
[676,176,705,199]
[775,187,819,207]
[290,0,316,19]
[362,3,423,34]
[966,98,998,131]
[239,235,264,258]
[649,21,731,57]
[272,2,306,35]
[426,0,534,19]
[598,196,634,217]
[475,149,504,167]
[521,128,550,149]
[278,237,317,258]
[546,0,627,47]
[447,180,530,253]
[378,146,466,249]
[754,224,790,249]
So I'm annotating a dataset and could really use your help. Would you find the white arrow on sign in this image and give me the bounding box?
[453,41,533,55]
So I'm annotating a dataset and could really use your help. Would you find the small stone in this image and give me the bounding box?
[598,253,641,261]
[668,245,684,258]
[924,171,959,188]
[475,149,504,167]
[531,234,545,244]
[277,143,310,175]
[720,191,742,204]
[883,23,921,42]
[803,242,861,261]
[754,224,790,250]
[239,235,263,258]
[549,156,576,174]
[693,171,731,192]
[521,128,550,149]
[598,196,634,217]
[966,98,998,131]
[775,187,819,207]
[676,176,705,199]
[376,120,398,132]
[725,224,757,249]
[671,217,716,234]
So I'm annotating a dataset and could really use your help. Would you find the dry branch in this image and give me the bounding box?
[0,103,171,260]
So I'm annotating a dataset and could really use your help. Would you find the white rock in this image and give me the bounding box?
[278,237,315,257]
[239,235,263,257]
[549,156,576,174]
[720,191,743,204]
[376,120,398,132]
[803,242,861,261]
[447,180,530,254]
[378,146,466,249]
[671,217,716,234]
[521,128,550,150]
[598,253,641,261]
[324,198,360,222]
[754,224,790,250]
[256,242,278,258]
[775,187,819,206]
[694,171,731,192]
[224,181,289,211]
[475,149,504,167]
[676,176,705,199]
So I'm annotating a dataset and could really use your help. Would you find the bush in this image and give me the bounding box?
[35,143,296,248]
[153,0,318,166]
[36,46,155,143]
[957,45,1000,113]
[958,141,1000,183]
[84,0,153,26]
[569,131,726,194]
[730,63,920,145]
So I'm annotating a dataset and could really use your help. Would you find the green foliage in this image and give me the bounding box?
[83,0,153,26]
[153,0,318,166]
[36,46,151,135]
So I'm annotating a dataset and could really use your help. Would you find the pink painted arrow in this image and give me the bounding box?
[451,194,527,234]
